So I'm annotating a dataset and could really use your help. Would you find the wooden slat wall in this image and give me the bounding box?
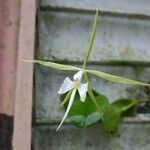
[35,124,150,150]
[38,11,150,63]
[35,65,150,124]
[34,1,150,150]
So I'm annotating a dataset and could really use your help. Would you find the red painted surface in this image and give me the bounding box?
[0,0,20,115]
[0,0,20,149]
[0,0,35,149]
[0,0,36,150]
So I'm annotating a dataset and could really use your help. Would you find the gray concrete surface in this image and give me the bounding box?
[34,1,150,149]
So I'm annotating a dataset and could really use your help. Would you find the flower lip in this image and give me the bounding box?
[58,70,86,95]
[78,82,88,102]
[58,70,89,103]
[58,77,75,94]
[73,69,84,82]
[56,88,77,131]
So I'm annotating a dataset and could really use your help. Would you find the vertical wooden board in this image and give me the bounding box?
[12,0,36,150]
[0,0,20,115]
[0,0,20,149]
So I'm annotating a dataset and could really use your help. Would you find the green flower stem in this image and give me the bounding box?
[84,72,100,111]
[88,88,100,111]
[61,90,73,106]
[82,10,100,111]
[137,100,150,104]
[82,10,99,70]
[119,100,150,112]
[121,103,136,112]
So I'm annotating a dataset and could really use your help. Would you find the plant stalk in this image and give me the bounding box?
[61,90,72,106]
[82,10,99,70]
[137,100,150,104]
[84,72,100,111]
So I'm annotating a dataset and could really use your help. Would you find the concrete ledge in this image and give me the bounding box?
[34,123,150,150]
[41,0,150,19]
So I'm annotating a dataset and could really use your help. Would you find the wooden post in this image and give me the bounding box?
[0,0,20,118]
[13,0,36,149]
[0,0,20,149]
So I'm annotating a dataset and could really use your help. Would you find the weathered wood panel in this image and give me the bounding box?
[12,0,36,149]
[38,11,150,63]
[34,124,150,150]
[35,1,150,150]
[35,65,150,123]
[0,0,19,115]
[0,0,20,149]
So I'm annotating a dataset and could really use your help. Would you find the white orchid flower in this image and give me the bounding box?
[56,70,88,131]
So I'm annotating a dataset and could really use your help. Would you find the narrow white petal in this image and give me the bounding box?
[58,77,75,94]
[78,82,88,102]
[56,89,77,131]
[73,70,84,81]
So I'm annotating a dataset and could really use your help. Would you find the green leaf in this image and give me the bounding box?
[61,91,109,127]
[70,115,85,127]
[112,99,137,117]
[103,99,137,134]
[61,91,137,134]
[87,10,99,55]
[96,95,110,117]
[103,106,121,134]
[23,60,81,71]
[68,95,100,127]
[85,112,101,127]
[86,69,150,86]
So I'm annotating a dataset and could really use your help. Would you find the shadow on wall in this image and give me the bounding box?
[0,114,13,150]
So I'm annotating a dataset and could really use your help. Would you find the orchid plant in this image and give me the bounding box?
[26,10,150,134]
